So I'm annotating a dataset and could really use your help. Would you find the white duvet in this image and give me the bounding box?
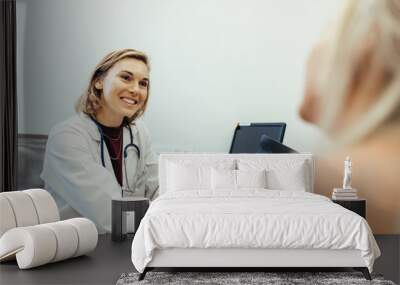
[131,190,380,273]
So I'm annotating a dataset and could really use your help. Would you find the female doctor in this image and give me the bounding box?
[41,49,158,234]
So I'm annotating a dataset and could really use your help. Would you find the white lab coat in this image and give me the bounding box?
[40,113,158,234]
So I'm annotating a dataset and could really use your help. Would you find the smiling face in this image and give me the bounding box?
[95,57,149,126]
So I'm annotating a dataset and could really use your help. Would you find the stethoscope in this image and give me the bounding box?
[90,116,141,193]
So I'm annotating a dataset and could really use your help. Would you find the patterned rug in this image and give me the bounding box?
[116,271,396,285]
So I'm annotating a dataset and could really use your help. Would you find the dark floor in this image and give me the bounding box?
[0,234,134,285]
[1,234,398,285]
[373,235,400,284]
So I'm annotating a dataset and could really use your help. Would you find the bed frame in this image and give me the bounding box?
[138,154,372,281]
[138,248,371,280]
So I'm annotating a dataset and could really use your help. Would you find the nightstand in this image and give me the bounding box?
[111,197,149,242]
[332,198,366,218]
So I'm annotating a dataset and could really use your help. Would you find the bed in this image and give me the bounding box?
[131,153,380,280]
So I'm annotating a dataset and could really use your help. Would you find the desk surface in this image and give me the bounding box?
[0,234,134,285]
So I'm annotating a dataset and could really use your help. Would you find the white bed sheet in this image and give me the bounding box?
[131,190,380,273]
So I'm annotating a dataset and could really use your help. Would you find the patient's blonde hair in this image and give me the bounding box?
[75,48,150,123]
[315,0,400,145]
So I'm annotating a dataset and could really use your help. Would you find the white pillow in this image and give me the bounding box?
[211,168,236,190]
[266,164,307,191]
[238,159,309,191]
[167,160,235,191]
[236,169,267,189]
[211,169,267,190]
[168,163,209,191]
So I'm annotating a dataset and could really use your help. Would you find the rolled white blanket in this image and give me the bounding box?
[1,191,40,227]
[0,196,17,237]
[0,189,98,269]
[0,189,59,237]
[0,218,98,269]
[23,189,60,224]
[64,218,98,257]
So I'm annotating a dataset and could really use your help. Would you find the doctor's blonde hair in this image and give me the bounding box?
[315,0,400,145]
[75,48,150,124]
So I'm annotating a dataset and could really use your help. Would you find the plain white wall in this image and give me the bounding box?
[17,0,343,152]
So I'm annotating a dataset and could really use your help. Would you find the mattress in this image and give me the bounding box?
[131,190,380,273]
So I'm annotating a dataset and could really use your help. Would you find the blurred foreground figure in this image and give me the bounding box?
[299,0,400,234]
